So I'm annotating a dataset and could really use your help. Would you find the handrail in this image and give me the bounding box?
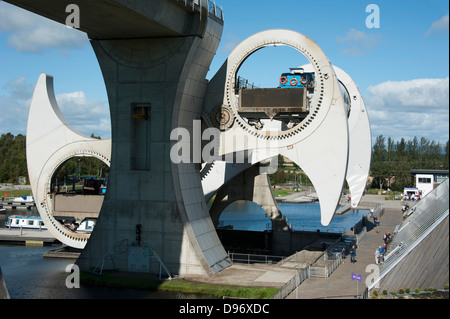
[173,0,223,20]
[269,266,310,299]
[228,252,286,264]
[368,178,449,290]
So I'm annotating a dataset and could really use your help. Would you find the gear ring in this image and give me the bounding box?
[223,30,335,142]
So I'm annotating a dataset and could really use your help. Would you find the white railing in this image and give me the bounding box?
[310,254,343,278]
[174,0,223,20]
[228,252,286,264]
[270,266,310,299]
[368,179,449,290]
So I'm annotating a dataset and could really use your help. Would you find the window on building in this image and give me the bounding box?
[435,175,448,183]
[418,177,431,183]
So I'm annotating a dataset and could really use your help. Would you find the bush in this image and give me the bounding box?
[382,289,388,295]
[415,288,420,293]
[444,284,449,290]
[373,290,378,296]
[398,288,405,294]
[390,291,397,295]
[405,288,410,294]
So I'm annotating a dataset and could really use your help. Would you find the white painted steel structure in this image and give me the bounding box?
[202,30,371,226]
[301,64,371,208]
[333,66,371,208]
[26,74,111,249]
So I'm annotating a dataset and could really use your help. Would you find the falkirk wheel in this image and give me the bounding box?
[26,28,371,277]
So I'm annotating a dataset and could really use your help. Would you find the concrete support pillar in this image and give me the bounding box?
[0,266,9,299]
[77,17,231,277]
[209,164,282,226]
[209,164,291,255]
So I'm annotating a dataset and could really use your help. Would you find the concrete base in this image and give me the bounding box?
[0,266,10,299]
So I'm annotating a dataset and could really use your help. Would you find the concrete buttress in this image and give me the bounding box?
[76,5,231,277]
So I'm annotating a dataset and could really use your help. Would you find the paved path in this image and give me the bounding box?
[0,228,57,244]
[185,263,297,288]
[287,195,404,299]
[276,191,318,203]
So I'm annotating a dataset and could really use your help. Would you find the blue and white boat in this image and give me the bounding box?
[12,195,34,203]
[4,215,47,230]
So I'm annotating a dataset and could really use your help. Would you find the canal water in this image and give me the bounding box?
[0,202,368,299]
[219,201,369,233]
[0,244,198,299]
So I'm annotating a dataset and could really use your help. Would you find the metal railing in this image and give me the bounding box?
[270,266,310,299]
[174,0,223,20]
[228,252,286,264]
[310,254,343,278]
[208,0,223,20]
[369,178,449,290]
[236,76,259,89]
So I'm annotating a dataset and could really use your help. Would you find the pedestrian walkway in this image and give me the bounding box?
[0,228,58,245]
[286,195,404,299]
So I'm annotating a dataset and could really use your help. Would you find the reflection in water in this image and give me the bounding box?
[0,208,210,299]
[0,244,201,299]
[219,201,368,233]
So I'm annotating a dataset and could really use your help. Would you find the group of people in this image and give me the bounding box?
[375,232,392,264]
[401,193,420,201]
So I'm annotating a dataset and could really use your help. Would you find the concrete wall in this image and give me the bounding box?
[377,216,449,292]
[0,266,9,299]
[219,229,340,256]
[53,194,104,219]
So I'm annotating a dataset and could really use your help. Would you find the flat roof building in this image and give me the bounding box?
[409,169,449,197]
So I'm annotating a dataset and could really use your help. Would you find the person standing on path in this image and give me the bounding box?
[350,245,357,263]
[375,248,380,265]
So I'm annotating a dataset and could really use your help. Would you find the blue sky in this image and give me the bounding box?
[0,0,448,146]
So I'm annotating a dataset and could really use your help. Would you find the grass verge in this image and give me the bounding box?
[81,271,278,299]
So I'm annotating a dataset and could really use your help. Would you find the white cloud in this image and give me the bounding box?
[336,28,381,56]
[56,92,111,138]
[0,2,87,54]
[425,14,449,37]
[0,77,111,139]
[0,77,33,135]
[365,77,449,144]
[220,34,241,55]
[366,77,449,111]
